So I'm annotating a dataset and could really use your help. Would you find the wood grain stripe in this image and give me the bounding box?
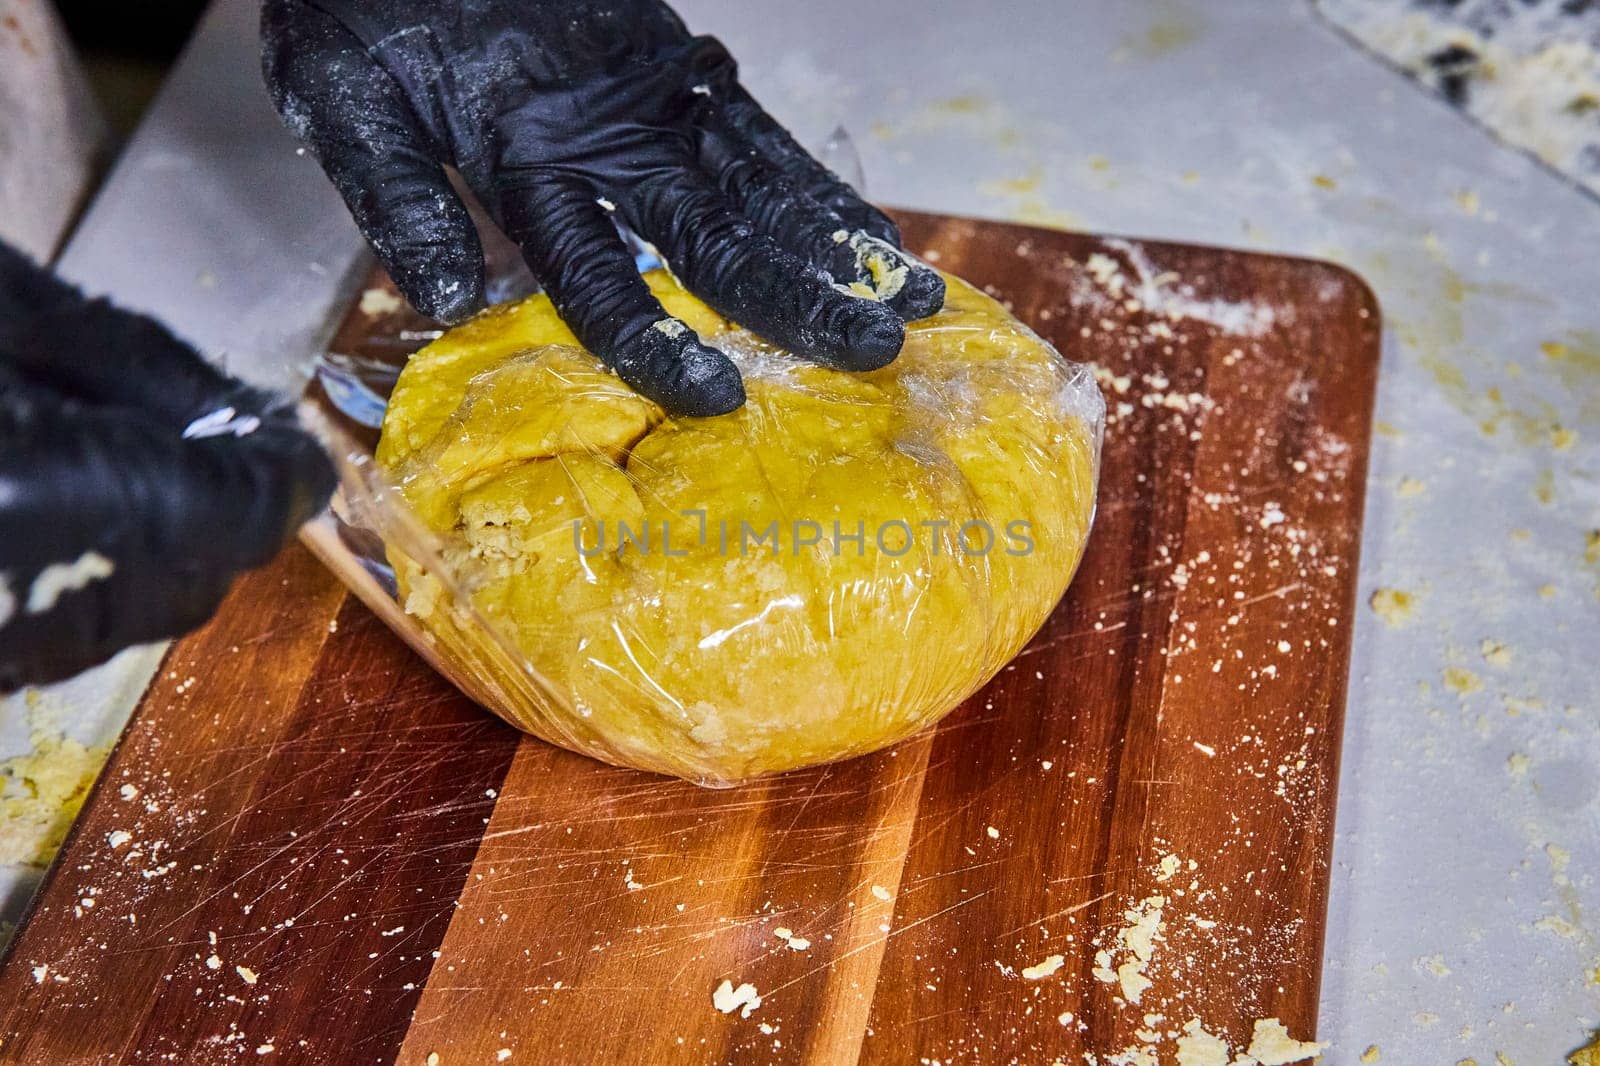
[0,551,522,1063]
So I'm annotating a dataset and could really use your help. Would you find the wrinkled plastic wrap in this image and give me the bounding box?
[305,267,1102,786]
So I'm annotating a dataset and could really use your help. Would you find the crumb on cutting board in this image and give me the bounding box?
[1020,953,1064,980]
[1243,1017,1329,1064]
[712,979,761,1018]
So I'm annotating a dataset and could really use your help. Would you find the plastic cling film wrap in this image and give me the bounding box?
[316,268,1101,786]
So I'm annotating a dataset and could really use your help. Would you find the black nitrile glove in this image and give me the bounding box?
[0,241,336,689]
[261,0,945,417]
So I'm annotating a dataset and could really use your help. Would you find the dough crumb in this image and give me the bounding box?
[1362,1046,1381,1063]
[1416,953,1451,977]
[1479,639,1513,667]
[26,551,114,614]
[1020,954,1064,980]
[1245,1018,1328,1064]
[1443,666,1483,695]
[236,965,258,985]
[1094,896,1165,1004]
[1121,896,1164,963]
[1117,960,1152,1003]
[358,287,404,317]
[1368,587,1416,627]
[773,928,810,951]
[1396,476,1426,497]
[1535,913,1578,938]
[712,979,761,1018]
[1175,1019,1229,1066]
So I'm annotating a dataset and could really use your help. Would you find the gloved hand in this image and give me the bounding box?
[261,0,945,417]
[0,242,336,689]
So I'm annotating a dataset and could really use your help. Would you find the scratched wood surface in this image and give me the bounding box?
[0,213,1379,1065]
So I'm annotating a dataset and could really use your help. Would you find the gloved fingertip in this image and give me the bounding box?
[890,267,946,322]
[674,340,747,417]
[836,302,905,372]
[616,329,745,418]
[402,269,487,325]
[380,231,487,324]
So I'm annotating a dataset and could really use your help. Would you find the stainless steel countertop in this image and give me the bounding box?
[3,0,1596,1059]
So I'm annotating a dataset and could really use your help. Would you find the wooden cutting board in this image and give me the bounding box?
[0,213,1379,1065]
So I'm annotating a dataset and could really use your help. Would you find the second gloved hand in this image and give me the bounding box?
[0,242,335,689]
[261,0,945,417]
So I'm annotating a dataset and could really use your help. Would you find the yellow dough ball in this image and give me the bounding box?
[377,270,1102,785]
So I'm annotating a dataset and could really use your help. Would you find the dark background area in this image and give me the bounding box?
[56,0,209,134]
[57,0,206,60]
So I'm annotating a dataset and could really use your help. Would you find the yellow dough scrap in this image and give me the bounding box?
[378,269,1102,784]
